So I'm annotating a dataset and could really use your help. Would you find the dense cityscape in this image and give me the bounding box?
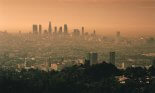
[0,21,155,71]
[0,20,155,92]
[1,0,155,92]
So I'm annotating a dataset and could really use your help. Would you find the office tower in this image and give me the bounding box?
[90,53,98,65]
[48,21,52,34]
[73,29,80,37]
[109,52,116,65]
[116,31,120,38]
[58,26,63,35]
[54,26,57,34]
[39,24,42,34]
[32,24,38,34]
[93,30,96,35]
[85,52,98,65]
[82,27,84,35]
[85,53,91,61]
[64,24,68,34]
[85,53,91,66]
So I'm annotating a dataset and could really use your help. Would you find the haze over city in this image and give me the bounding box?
[1,0,155,93]
[0,0,155,36]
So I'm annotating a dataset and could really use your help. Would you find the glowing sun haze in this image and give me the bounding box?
[0,0,155,36]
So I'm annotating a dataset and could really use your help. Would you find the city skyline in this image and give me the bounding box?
[0,0,155,36]
[0,0,155,92]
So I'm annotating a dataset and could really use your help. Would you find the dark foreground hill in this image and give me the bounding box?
[0,62,155,93]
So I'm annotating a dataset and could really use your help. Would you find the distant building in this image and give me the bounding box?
[73,29,80,37]
[85,52,98,65]
[39,24,42,34]
[32,24,38,34]
[64,24,68,34]
[109,52,116,65]
[93,30,96,35]
[116,31,120,38]
[86,53,91,61]
[51,64,58,71]
[82,27,84,36]
[90,53,98,65]
[54,26,57,34]
[48,21,52,34]
[121,62,125,69]
[115,31,121,43]
[59,26,63,34]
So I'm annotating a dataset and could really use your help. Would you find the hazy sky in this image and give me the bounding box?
[0,0,155,36]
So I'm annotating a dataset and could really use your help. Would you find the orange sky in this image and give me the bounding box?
[0,0,155,36]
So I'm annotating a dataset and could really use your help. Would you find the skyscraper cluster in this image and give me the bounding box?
[86,52,98,66]
[32,21,97,37]
[32,21,68,35]
[85,52,116,66]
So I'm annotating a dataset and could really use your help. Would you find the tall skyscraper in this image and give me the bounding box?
[73,29,80,37]
[82,27,84,36]
[54,26,58,34]
[39,24,42,34]
[64,24,68,34]
[85,53,91,61]
[115,31,121,43]
[48,21,52,34]
[116,31,120,38]
[90,53,98,65]
[32,24,38,34]
[85,52,98,65]
[93,30,96,35]
[59,26,63,34]
[109,52,116,65]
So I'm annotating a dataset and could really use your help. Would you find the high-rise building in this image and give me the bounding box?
[39,24,42,34]
[115,31,121,43]
[116,31,120,38]
[85,52,98,65]
[85,53,91,61]
[73,29,80,37]
[32,24,38,34]
[54,26,57,34]
[109,52,116,65]
[93,30,96,35]
[64,24,68,34]
[90,53,98,65]
[48,21,52,34]
[59,26,63,34]
[82,27,84,35]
